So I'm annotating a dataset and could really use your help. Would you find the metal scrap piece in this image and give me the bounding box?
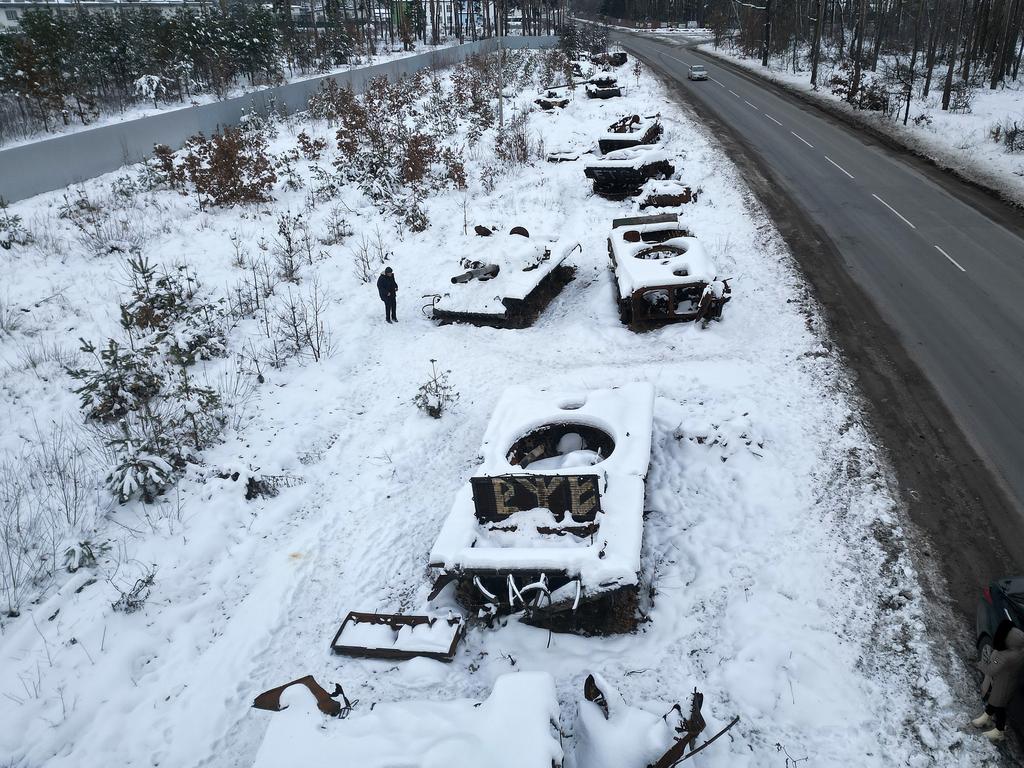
[253,675,346,717]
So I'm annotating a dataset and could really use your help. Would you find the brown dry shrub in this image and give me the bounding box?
[182,127,277,208]
[296,131,327,161]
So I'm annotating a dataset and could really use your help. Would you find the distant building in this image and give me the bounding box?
[0,0,209,30]
[0,0,325,30]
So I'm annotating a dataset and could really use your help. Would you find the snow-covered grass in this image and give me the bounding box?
[0,52,1002,766]
[697,39,1024,207]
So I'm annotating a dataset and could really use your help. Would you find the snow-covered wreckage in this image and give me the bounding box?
[329,611,465,663]
[252,672,563,768]
[608,214,731,329]
[584,146,675,200]
[597,115,663,154]
[586,76,622,99]
[428,229,578,328]
[429,383,654,634]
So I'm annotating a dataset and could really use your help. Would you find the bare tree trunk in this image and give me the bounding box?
[1015,20,1024,76]
[992,0,1022,85]
[905,0,925,123]
[849,0,869,103]
[811,0,825,86]
[922,0,942,96]
[871,0,889,70]
[762,0,772,66]
[942,0,967,108]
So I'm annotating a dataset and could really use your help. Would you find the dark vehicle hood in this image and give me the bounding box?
[999,576,1024,617]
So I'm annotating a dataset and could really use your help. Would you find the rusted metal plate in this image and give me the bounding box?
[611,213,679,228]
[470,474,602,523]
[330,611,465,663]
[640,187,695,209]
[253,675,345,716]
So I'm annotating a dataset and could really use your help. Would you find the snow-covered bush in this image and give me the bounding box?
[141,144,186,191]
[0,422,104,615]
[414,359,459,419]
[495,110,533,166]
[96,374,225,504]
[69,339,165,423]
[274,279,334,362]
[538,48,570,89]
[272,212,316,283]
[321,204,352,245]
[58,188,151,256]
[109,174,140,202]
[64,539,106,573]
[991,119,1024,153]
[118,256,227,366]
[274,148,305,191]
[296,130,327,161]
[333,73,466,205]
[308,79,358,124]
[349,229,391,283]
[0,459,52,616]
[948,81,973,114]
[134,74,168,108]
[0,200,32,250]
[0,298,19,335]
[70,257,230,503]
[180,127,278,209]
[110,567,156,613]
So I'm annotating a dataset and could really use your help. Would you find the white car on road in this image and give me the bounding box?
[687,64,708,81]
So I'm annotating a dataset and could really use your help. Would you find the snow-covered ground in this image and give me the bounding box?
[697,39,1024,207]
[0,51,1002,766]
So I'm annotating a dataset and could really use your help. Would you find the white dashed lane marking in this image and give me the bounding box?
[791,131,814,148]
[872,194,917,229]
[935,245,966,272]
[825,155,855,179]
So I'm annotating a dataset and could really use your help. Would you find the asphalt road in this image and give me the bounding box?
[622,33,1024,534]
[616,32,1024,751]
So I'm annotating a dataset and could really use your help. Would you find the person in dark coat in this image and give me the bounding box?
[972,622,1024,742]
[377,267,397,323]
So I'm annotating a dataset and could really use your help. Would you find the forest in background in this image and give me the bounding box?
[576,0,1023,127]
[0,0,568,145]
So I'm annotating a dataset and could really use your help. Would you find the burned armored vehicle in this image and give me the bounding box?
[429,383,655,634]
[608,214,731,329]
[597,115,663,154]
[584,147,675,200]
[586,76,622,99]
[427,228,578,328]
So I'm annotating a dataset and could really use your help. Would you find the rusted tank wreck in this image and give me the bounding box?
[429,383,655,634]
[427,227,578,328]
[608,214,731,329]
[598,114,663,154]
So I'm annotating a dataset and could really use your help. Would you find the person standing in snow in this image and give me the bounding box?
[377,267,397,323]
[972,621,1024,742]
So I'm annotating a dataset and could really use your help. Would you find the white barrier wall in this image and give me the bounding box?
[0,35,557,203]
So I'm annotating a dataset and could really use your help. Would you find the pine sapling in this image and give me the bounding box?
[414,359,459,419]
